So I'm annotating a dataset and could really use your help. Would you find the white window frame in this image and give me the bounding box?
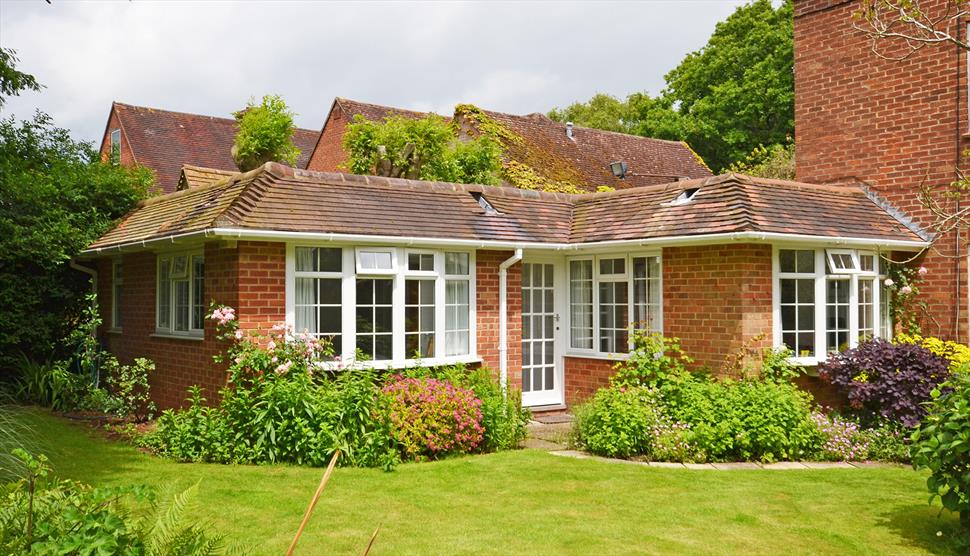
[110,129,121,165]
[155,248,205,339]
[565,251,663,359]
[293,246,349,355]
[355,247,397,275]
[825,248,860,274]
[286,244,478,368]
[110,259,123,331]
[773,246,888,365]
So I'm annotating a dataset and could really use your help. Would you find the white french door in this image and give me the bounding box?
[521,261,563,407]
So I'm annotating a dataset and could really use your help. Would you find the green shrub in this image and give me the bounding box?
[231,94,300,171]
[103,357,156,421]
[574,387,662,459]
[911,369,970,527]
[0,450,234,554]
[399,364,530,452]
[664,379,822,462]
[610,332,693,389]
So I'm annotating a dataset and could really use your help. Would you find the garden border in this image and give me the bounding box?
[547,449,902,470]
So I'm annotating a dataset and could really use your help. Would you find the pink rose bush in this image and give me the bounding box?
[381,376,485,461]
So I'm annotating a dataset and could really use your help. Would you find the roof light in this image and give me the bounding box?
[609,161,628,179]
[665,187,701,206]
[471,192,500,215]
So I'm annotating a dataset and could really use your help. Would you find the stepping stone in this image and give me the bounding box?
[648,461,686,469]
[683,463,717,470]
[801,461,855,469]
[762,462,809,470]
[711,462,763,470]
[548,450,590,459]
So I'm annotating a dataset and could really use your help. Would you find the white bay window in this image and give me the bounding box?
[774,247,890,363]
[288,246,476,366]
[567,253,662,356]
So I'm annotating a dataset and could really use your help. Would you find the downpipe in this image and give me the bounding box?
[498,249,523,396]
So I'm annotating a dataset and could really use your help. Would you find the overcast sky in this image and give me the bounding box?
[0,0,746,144]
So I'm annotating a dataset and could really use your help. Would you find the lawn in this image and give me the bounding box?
[11,408,966,555]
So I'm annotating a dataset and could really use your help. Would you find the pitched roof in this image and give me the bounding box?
[177,165,239,190]
[106,102,320,194]
[85,163,926,253]
[325,98,711,192]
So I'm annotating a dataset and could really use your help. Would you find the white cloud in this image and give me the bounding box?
[0,0,746,142]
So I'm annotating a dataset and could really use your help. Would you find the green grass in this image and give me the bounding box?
[11,408,967,555]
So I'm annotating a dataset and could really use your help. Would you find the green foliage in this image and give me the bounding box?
[103,358,157,421]
[663,378,822,462]
[911,369,970,526]
[0,450,234,554]
[728,142,795,180]
[0,112,151,371]
[549,0,793,172]
[574,387,663,459]
[14,357,84,411]
[343,113,502,184]
[0,48,42,108]
[398,364,529,452]
[610,331,693,389]
[231,94,300,171]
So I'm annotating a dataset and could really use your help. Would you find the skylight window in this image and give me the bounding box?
[665,187,700,206]
[471,192,499,215]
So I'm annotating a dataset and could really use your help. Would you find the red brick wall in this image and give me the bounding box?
[475,250,523,391]
[96,240,286,409]
[98,108,136,167]
[564,357,615,406]
[663,244,774,373]
[306,106,350,172]
[794,0,967,341]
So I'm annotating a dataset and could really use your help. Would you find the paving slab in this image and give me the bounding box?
[683,463,717,470]
[802,461,855,469]
[762,462,809,470]
[648,461,686,469]
[848,461,902,469]
[711,462,763,470]
[548,450,591,459]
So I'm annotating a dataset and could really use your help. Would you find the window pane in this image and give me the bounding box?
[445,279,470,356]
[599,281,629,353]
[859,278,874,341]
[359,250,393,271]
[405,279,435,358]
[408,253,434,271]
[780,278,815,358]
[191,256,205,330]
[880,280,893,339]
[296,247,342,272]
[445,252,469,275]
[796,250,815,273]
[157,258,171,329]
[826,278,850,352]
[356,278,393,361]
[779,250,796,273]
[570,260,593,349]
[295,276,341,355]
[174,280,189,331]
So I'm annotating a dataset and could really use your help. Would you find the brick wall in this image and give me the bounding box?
[475,250,523,391]
[663,244,774,373]
[98,108,137,168]
[794,0,967,341]
[564,357,615,406]
[96,240,286,409]
[306,106,350,172]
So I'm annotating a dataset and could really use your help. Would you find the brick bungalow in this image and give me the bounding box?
[79,162,927,409]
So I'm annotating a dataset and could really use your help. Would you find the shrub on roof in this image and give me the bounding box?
[231,94,301,171]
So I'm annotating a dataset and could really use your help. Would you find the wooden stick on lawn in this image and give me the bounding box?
[286,450,341,556]
[361,524,381,556]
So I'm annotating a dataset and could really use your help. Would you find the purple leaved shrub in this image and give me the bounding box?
[818,338,950,427]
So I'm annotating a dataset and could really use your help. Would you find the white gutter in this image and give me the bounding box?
[498,249,523,396]
[79,227,930,255]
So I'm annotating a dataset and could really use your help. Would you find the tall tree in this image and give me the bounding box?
[0,113,151,371]
[0,47,42,108]
[549,0,793,172]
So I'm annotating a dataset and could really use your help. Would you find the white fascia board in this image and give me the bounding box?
[80,227,930,256]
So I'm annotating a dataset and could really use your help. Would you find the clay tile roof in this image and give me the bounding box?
[329,98,711,192]
[177,165,239,190]
[109,102,320,194]
[85,164,926,253]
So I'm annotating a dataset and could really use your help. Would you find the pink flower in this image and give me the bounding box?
[275,360,292,375]
[884,278,894,287]
[234,329,244,340]
[918,266,928,276]
[267,340,277,351]
[901,285,913,294]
